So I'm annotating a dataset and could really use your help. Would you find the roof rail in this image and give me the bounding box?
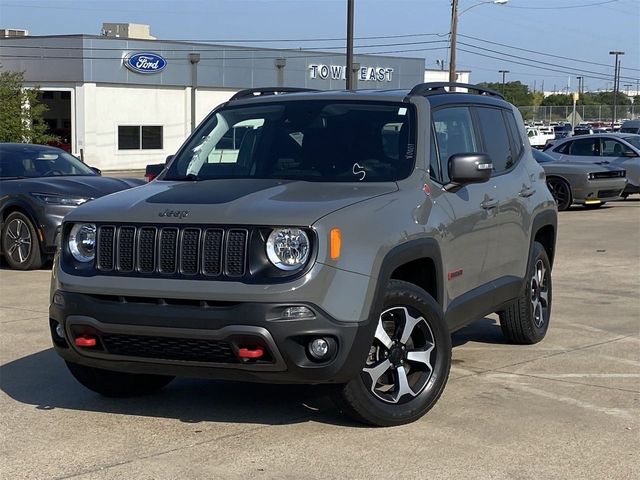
[229,87,319,101]
[408,82,505,100]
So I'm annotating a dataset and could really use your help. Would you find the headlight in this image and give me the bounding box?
[68,223,96,263]
[32,193,90,206]
[266,228,310,271]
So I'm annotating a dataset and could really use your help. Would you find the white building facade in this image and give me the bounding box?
[0,33,427,170]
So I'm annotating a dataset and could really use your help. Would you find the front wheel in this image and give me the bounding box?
[499,241,552,344]
[546,177,572,211]
[1,211,43,270]
[335,280,451,426]
[66,362,174,397]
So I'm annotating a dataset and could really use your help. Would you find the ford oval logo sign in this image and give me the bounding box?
[124,52,167,74]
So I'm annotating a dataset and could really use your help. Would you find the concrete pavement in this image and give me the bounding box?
[1,200,638,479]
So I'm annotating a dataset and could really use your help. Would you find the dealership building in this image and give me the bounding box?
[0,24,468,170]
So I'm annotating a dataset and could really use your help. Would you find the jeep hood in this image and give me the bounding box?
[64,178,398,225]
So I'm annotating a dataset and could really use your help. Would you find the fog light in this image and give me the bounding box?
[282,306,314,319]
[55,323,65,339]
[53,292,65,307]
[309,338,330,360]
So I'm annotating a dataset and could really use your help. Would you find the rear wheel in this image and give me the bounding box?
[499,242,552,344]
[1,212,43,270]
[546,177,572,211]
[335,280,451,426]
[66,362,174,397]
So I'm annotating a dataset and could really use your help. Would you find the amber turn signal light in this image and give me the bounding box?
[330,228,341,260]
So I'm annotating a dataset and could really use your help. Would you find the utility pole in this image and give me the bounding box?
[609,51,624,128]
[499,69,509,96]
[346,0,355,89]
[449,0,459,84]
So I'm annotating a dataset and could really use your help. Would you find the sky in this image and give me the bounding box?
[0,0,638,93]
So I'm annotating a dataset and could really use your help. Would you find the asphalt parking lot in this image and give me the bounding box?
[1,200,638,480]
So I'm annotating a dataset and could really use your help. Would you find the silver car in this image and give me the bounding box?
[532,150,626,210]
[543,133,640,198]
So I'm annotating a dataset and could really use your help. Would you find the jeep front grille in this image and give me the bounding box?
[96,225,248,278]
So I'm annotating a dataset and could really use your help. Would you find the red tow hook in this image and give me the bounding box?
[74,336,97,348]
[238,347,264,359]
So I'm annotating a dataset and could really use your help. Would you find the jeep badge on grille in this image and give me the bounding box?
[158,209,190,219]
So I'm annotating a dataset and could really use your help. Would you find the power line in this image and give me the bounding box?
[457,47,621,83]
[505,0,620,9]
[459,33,640,73]
[458,42,638,82]
[0,39,449,54]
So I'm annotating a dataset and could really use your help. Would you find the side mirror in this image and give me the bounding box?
[623,151,638,158]
[445,153,493,192]
[90,166,102,175]
[165,154,175,166]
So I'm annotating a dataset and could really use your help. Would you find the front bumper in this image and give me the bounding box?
[49,291,375,384]
[571,178,627,203]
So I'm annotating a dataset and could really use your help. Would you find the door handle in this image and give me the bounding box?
[480,198,498,209]
[519,186,536,198]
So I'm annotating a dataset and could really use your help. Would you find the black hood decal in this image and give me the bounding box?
[146,179,293,204]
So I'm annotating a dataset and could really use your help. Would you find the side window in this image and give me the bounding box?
[504,111,524,159]
[554,141,571,154]
[207,119,264,164]
[568,138,598,156]
[429,128,441,181]
[600,138,633,157]
[475,107,514,173]
[432,107,477,183]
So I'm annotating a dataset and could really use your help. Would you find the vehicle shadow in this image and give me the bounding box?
[1,317,506,426]
[451,316,507,348]
[0,348,360,427]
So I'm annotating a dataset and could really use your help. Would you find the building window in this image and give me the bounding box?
[118,126,163,150]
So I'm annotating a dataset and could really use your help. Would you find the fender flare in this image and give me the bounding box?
[366,238,444,323]
[529,208,557,269]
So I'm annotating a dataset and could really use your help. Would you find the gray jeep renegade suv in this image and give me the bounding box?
[50,83,557,426]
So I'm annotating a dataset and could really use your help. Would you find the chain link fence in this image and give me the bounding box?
[518,105,638,124]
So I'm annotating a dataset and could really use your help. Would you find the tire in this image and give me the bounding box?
[620,193,629,200]
[499,242,552,344]
[334,280,451,427]
[1,211,43,270]
[66,362,174,397]
[545,177,572,211]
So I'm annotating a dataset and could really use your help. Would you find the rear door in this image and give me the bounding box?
[473,106,530,283]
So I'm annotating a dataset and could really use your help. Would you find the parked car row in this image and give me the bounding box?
[0,144,144,270]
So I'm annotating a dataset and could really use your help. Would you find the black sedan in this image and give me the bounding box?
[0,144,144,270]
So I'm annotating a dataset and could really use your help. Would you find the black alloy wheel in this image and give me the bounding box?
[1,211,43,270]
[546,177,572,211]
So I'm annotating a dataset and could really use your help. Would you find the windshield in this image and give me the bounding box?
[164,100,416,182]
[622,136,640,149]
[0,146,96,178]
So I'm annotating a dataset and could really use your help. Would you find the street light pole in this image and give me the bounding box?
[576,76,583,95]
[609,50,624,128]
[448,0,508,87]
[346,0,355,89]
[499,69,509,96]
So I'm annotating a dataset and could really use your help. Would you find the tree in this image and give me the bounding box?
[477,81,533,106]
[0,68,55,143]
